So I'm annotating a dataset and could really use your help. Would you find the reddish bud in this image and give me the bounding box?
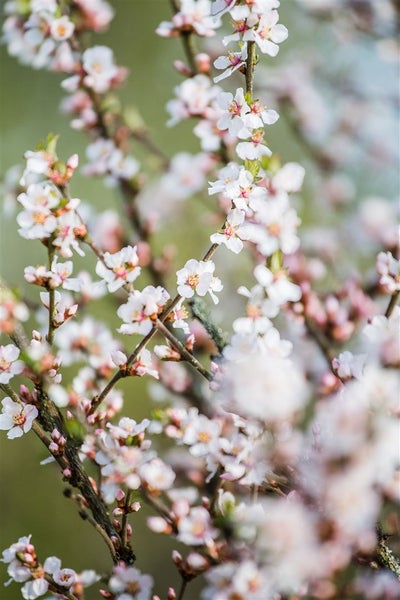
[173,60,192,77]
[195,52,211,74]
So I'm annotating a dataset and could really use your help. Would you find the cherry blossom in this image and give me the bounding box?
[0,397,38,439]
[216,88,251,136]
[213,46,248,83]
[241,196,301,256]
[211,0,237,17]
[236,128,273,161]
[82,138,139,186]
[96,245,142,293]
[49,16,75,41]
[108,564,153,600]
[210,208,246,253]
[176,259,223,304]
[82,45,118,93]
[210,163,267,210]
[52,208,86,258]
[74,0,114,32]
[253,263,302,305]
[332,350,366,380]
[40,291,78,328]
[131,348,159,379]
[166,74,221,126]
[117,285,170,335]
[20,150,53,186]
[219,351,309,423]
[16,182,60,239]
[1,1,399,597]
[203,560,267,600]
[244,9,288,56]
[139,458,176,492]
[0,344,24,384]
[157,0,219,38]
[376,251,400,294]
[177,505,218,546]
[24,259,80,291]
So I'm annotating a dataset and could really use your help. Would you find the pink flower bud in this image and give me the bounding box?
[87,413,96,426]
[66,153,79,170]
[173,60,192,76]
[19,385,31,401]
[49,441,59,454]
[51,428,61,441]
[167,588,177,600]
[136,241,151,267]
[186,552,209,571]
[195,53,211,73]
[116,488,125,502]
[172,550,182,565]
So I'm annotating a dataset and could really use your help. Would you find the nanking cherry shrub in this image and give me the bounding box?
[1,1,399,600]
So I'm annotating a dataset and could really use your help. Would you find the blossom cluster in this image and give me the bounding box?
[1,535,98,600]
[1,1,399,600]
[3,0,114,72]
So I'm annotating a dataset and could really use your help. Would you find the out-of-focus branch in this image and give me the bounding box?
[385,290,399,318]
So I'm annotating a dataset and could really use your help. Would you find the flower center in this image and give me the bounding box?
[0,358,10,371]
[267,222,281,237]
[33,211,47,225]
[198,431,212,443]
[113,265,128,278]
[223,224,236,238]
[187,274,200,289]
[13,412,26,426]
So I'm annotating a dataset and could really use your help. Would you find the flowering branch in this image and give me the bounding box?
[1,2,399,599]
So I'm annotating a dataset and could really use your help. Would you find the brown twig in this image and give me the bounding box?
[385,290,399,318]
[156,318,213,381]
[245,41,257,98]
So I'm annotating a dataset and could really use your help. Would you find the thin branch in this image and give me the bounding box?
[81,231,105,263]
[304,315,336,368]
[64,489,119,563]
[143,490,177,532]
[23,379,135,565]
[0,383,22,404]
[46,245,56,345]
[121,490,132,548]
[156,318,213,381]
[385,290,399,318]
[245,41,257,98]
[44,575,79,600]
[177,578,188,600]
[169,0,198,74]
[376,528,400,580]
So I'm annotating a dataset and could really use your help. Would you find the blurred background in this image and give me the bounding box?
[0,1,398,598]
